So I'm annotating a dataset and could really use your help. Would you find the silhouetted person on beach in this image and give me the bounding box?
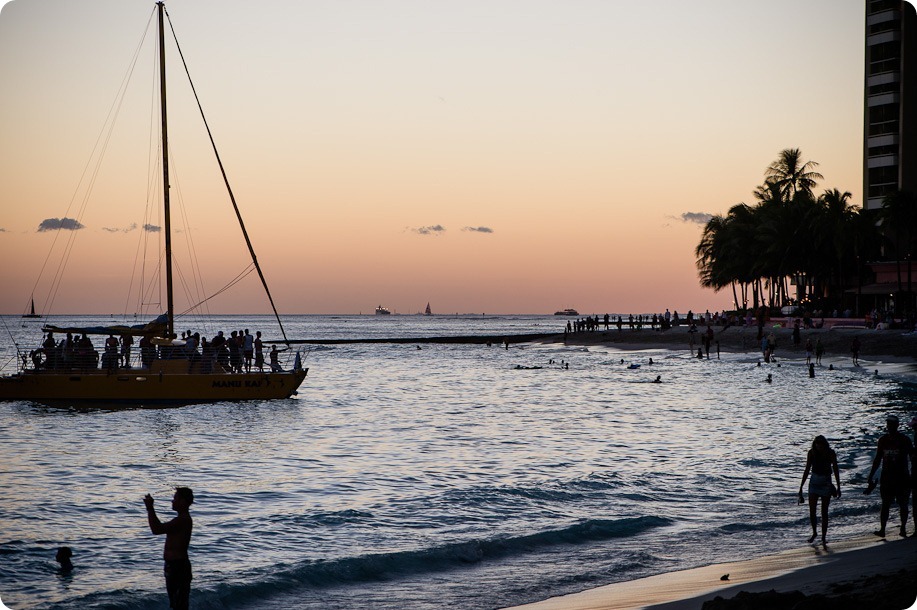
[911,416,917,536]
[866,415,912,538]
[55,546,73,573]
[144,488,194,610]
[798,435,841,545]
[851,337,860,366]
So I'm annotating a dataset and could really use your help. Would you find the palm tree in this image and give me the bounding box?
[880,190,917,315]
[693,149,872,315]
[695,204,761,309]
[817,189,856,304]
[764,148,824,202]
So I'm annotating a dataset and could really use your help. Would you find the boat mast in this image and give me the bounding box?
[157,1,175,339]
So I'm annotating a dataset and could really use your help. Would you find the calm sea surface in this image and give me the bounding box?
[0,314,914,610]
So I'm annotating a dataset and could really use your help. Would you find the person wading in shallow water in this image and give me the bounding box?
[144,488,194,610]
[798,435,841,546]
[865,415,913,538]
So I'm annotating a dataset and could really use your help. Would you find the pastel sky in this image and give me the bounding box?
[0,0,866,316]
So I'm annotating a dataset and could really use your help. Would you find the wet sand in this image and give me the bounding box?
[505,536,916,610]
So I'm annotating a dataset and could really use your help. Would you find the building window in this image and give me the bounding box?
[869,40,901,62]
[868,144,898,156]
[869,103,900,123]
[869,81,899,95]
[869,0,901,14]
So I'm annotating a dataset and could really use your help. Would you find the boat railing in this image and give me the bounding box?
[12,343,304,375]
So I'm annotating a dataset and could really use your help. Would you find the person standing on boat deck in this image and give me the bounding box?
[798,435,841,545]
[104,334,119,371]
[866,414,913,538]
[269,345,283,372]
[243,329,254,372]
[42,332,56,369]
[228,331,241,373]
[120,333,134,368]
[236,330,245,372]
[144,488,194,610]
[185,332,199,361]
[254,331,264,372]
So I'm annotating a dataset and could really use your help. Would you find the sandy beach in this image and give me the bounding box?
[506,536,916,610]
[557,323,917,367]
[504,323,917,610]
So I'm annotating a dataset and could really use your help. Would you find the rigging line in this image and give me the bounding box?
[164,8,292,345]
[167,146,212,321]
[0,317,24,372]
[42,8,158,316]
[126,47,164,319]
[177,264,256,317]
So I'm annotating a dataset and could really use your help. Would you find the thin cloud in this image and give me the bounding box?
[102,223,138,234]
[38,217,84,232]
[462,226,494,234]
[680,212,714,225]
[143,223,161,232]
[411,225,446,236]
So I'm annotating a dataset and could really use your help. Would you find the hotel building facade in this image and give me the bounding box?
[863,0,917,210]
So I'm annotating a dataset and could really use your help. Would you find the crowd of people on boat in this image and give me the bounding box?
[27,328,287,374]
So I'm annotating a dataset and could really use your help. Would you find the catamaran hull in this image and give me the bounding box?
[0,369,308,404]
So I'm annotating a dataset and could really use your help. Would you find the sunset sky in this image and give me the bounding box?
[0,0,865,316]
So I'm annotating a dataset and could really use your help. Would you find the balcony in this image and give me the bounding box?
[868,134,898,148]
[868,92,900,106]
[867,30,901,46]
[867,154,898,168]
[867,9,899,27]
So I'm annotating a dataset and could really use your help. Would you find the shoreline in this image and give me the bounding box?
[551,324,917,376]
[556,324,917,358]
[504,536,916,610]
[505,325,917,610]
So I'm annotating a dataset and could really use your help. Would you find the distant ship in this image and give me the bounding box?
[554,308,579,316]
[375,305,392,315]
[424,302,432,316]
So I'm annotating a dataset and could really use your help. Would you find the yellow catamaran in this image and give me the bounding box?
[0,3,307,405]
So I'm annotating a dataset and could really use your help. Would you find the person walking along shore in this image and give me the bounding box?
[865,415,912,538]
[798,435,841,545]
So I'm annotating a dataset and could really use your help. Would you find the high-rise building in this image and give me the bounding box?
[863,0,917,210]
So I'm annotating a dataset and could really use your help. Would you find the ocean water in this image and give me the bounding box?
[0,314,914,610]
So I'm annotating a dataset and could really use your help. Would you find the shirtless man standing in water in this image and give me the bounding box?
[144,488,194,610]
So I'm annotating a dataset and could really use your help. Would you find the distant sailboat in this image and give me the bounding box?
[22,297,41,319]
[424,302,432,316]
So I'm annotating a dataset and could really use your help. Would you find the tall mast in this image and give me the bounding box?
[157,1,174,338]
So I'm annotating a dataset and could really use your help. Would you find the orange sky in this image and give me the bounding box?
[0,0,865,315]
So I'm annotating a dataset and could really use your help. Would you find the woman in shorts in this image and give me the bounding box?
[798,435,841,545]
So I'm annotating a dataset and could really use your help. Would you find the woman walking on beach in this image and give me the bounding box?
[798,435,841,545]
